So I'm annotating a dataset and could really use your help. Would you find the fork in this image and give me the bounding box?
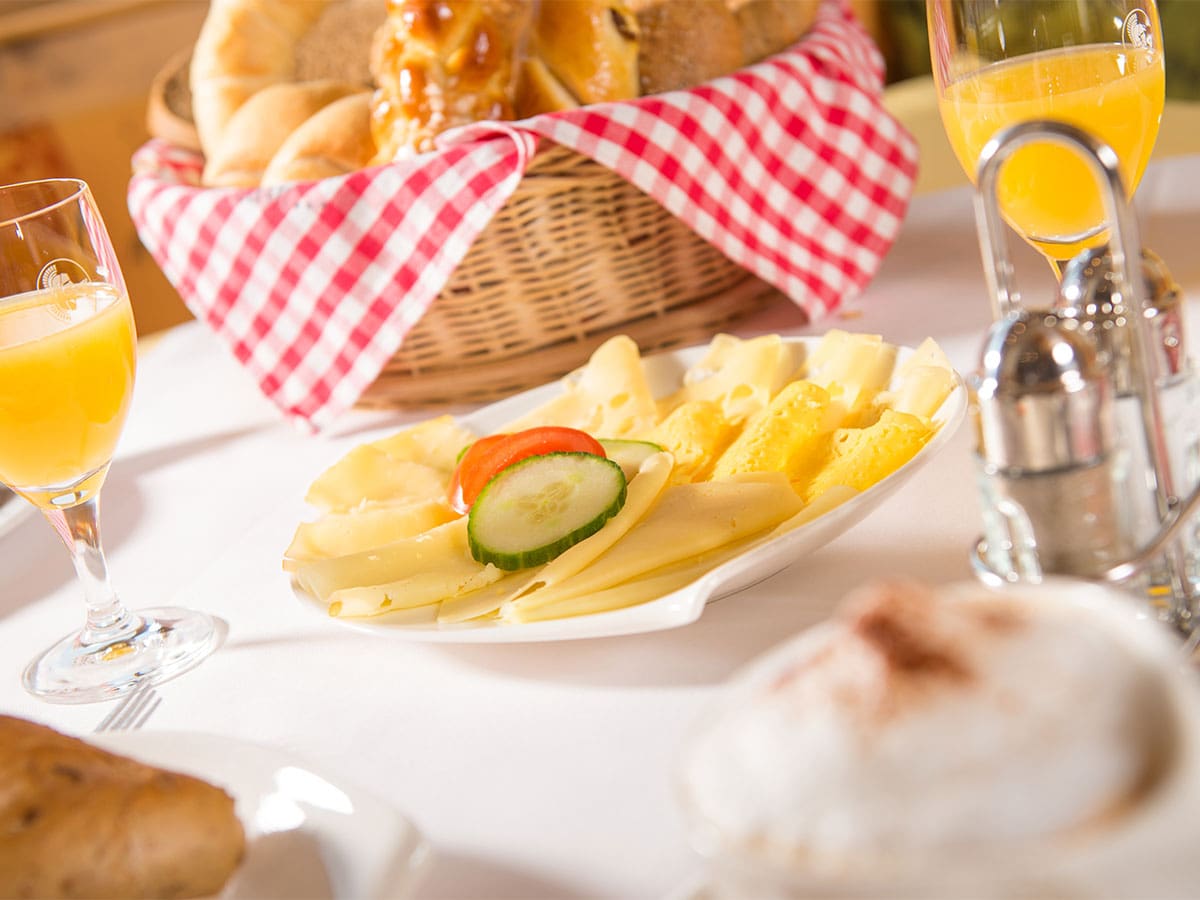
[94,680,161,732]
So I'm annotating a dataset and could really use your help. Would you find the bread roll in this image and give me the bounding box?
[628,0,743,95]
[263,92,378,185]
[203,80,363,187]
[370,0,534,161]
[525,2,640,107]
[0,716,245,899]
[190,0,385,155]
[727,0,821,66]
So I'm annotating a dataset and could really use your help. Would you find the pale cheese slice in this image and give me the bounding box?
[805,330,898,414]
[304,448,446,513]
[499,335,659,437]
[283,499,458,570]
[664,333,795,423]
[502,474,803,618]
[294,517,480,603]
[367,414,478,472]
[327,561,503,617]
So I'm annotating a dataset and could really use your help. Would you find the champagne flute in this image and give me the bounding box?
[0,178,219,703]
[927,0,1165,273]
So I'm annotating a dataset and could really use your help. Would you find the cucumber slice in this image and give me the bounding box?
[468,452,627,570]
[598,439,665,480]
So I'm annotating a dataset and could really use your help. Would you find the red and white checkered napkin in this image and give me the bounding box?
[128,0,917,430]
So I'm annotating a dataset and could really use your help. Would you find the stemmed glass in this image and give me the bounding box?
[0,178,219,703]
[927,0,1165,273]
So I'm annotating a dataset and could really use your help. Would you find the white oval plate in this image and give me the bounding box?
[292,336,967,642]
[93,731,429,900]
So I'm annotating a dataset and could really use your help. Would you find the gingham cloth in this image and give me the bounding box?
[128,0,917,430]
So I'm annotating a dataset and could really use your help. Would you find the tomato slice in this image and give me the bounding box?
[448,427,606,513]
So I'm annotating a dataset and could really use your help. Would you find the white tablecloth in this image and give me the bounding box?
[2,155,1198,899]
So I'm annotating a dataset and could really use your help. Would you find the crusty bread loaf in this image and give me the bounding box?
[263,91,378,185]
[190,0,384,156]
[628,0,743,95]
[204,80,363,187]
[727,0,821,66]
[0,716,245,899]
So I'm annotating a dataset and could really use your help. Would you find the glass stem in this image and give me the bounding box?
[44,496,137,647]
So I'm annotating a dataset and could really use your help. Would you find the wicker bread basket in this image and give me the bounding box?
[145,53,783,409]
[366,142,783,408]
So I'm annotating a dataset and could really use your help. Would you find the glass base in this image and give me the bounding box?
[22,606,220,704]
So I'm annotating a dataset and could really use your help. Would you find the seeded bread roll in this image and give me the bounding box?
[0,716,245,899]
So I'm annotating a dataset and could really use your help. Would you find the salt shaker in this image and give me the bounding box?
[973,309,1131,582]
[1057,247,1200,607]
[967,119,1196,630]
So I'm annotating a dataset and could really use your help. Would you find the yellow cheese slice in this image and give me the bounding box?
[367,414,479,472]
[664,333,795,423]
[327,561,503,617]
[709,380,838,481]
[647,401,736,484]
[799,409,934,501]
[304,448,447,513]
[437,572,529,624]
[284,499,459,569]
[502,474,803,618]
[294,517,481,602]
[500,335,659,437]
[805,329,898,414]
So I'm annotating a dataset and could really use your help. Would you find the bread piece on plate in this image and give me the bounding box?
[203,80,363,187]
[526,1,640,106]
[370,0,534,161]
[0,715,245,899]
[727,0,820,65]
[628,0,744,94]
[263,92,378,185]
[190,0,385,156]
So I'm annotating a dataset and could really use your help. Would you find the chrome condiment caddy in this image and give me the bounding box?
[969,120,1200,633]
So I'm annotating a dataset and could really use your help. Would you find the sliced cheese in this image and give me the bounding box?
[328,561,503,617]
[368,414,478,472]
[503,474,803,617]
[709,380,838,482]
[799,409,934,502]
[284,499,458,569]
[500,335,659,437]
[294,517,478,602]
[646,401,736,484]
[665,333,795,423]
[305,447,447,513]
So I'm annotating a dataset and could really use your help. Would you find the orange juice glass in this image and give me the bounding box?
[928,0,1165,268]
[0,178,218,703]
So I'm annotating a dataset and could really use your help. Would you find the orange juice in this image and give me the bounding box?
[0,282,136,506]
[938,43,1164,258]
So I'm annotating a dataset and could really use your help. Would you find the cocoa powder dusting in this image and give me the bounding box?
[852,603,972,683]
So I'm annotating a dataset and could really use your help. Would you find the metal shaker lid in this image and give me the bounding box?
[1056,246,1185,388]
[974,309,1114,473]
